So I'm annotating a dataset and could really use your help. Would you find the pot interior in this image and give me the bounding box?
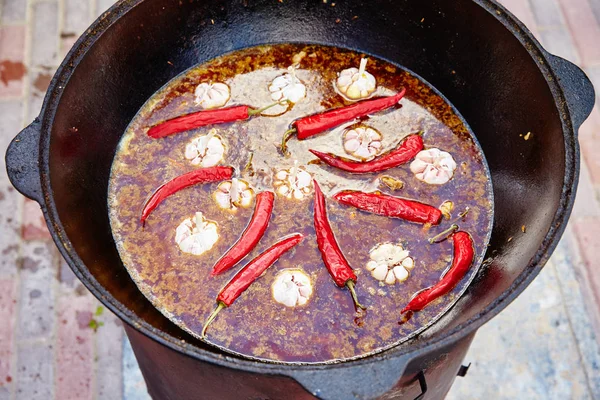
[45,0,568,361]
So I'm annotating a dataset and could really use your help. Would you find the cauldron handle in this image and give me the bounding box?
[5,118,44,204]
[547,54,596,130]
[413,371,427,400]
[286,353,414,399]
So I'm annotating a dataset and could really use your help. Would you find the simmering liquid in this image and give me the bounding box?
[108,44,493,363]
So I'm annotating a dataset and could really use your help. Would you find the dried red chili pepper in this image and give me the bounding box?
[148,102,282,139]
[310,134,423,173]
[202,233,304,337]
[211,191,275,276]
[401,231,474,314]
[313,180,365,310]
[140,166,233,225]
[281,89,407,154]
[333,190,442,225]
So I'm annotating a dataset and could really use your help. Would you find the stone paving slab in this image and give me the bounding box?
[14,342,54,400]
[448,230,600,399]
[55,293,95,400]
[95,312,124,400]
[30,1,60,69]
[0,100,23,279]
[1,0,600,399]
[123,339,150,400]
[0,0,26,24]
[0,279,16,389]
[0,25,26,98]
[15,241,56,342]
[558,0,600,66]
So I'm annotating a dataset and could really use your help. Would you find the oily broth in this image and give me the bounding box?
[108,44,493,363]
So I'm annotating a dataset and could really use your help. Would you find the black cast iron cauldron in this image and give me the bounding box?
[5,0,595,398]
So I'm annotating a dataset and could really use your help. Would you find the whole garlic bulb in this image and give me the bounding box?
[194,82,230,109]
[410,148,457,185]
[269,66,307,104]
[336,58,377,101]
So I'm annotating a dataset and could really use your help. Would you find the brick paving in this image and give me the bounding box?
[0,0,599,399]
[0,3,125,398]
[0,26,25,98]
[559,0,600,66]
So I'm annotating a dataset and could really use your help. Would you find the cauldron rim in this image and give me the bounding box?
[32,0,583,372]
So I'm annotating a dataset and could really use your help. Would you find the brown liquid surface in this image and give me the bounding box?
[108,44,493,363]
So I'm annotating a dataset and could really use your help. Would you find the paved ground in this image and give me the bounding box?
[0,0,599,399]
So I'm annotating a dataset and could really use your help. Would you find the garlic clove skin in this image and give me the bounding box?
[237,189,254,207]
[277,185,290,196]
[269,67,307,104]
[272,270,313,308]
[370,243,394,260]
[296,289,312,306]
[185,144,198,160]
[385,271,396,285]
[213,179,255,210]
[368,242,415,284]
[175,212,219,256]
[274,284,300,308]
[275,170,288,180]
[353,145,374,160]
[214,191,231,208]
[410,148,457,185]
[337,71,355,88]
[273,165,313,200]
[344,138,361,153]
[184,130,226,168]
[393,266,409,282]
[366,260,379,271]
[402,257,415,270]
[295,170,312,188]
[194,82,231,109]
[389,249,410,266]
[409,159,429,174]
[201,151,225,168]
[372,264,389,281]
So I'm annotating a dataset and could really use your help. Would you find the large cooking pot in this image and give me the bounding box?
[5,0,594,398]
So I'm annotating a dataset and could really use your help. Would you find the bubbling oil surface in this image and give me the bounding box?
[108,44,493,363]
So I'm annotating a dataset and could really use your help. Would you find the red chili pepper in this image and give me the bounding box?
[140,166,233,225]
[401,231,475,314]
[211,191,275,276]
[333,190,442,225]
[313,180,365,310]
[281,89,406,154]
[148,102,282,139]
[202,233,303,337]
[310,134,423,173]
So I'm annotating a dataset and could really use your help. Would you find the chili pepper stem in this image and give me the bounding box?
[458,207,470,218]
[281,128,297,156]
[248,100,288,116]
[448,207,470,226]
[398,310,414,325]
[428,224,459,244]
[244,152,254,172]
[201,302,226,338]
[346,280,366,310]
